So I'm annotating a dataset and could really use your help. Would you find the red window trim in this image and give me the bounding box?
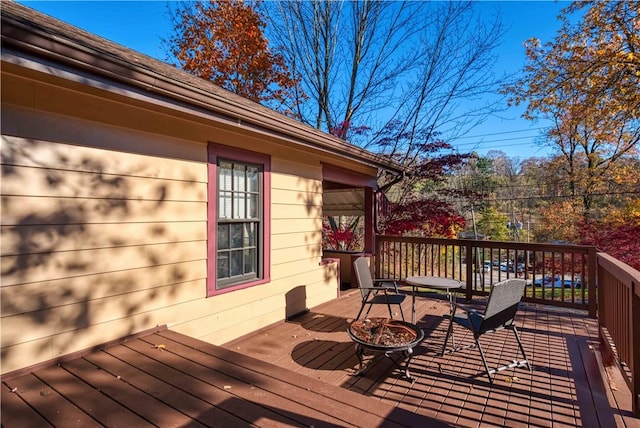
[207,142,271,297]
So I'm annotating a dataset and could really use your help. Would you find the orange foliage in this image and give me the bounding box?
[536,200,583,243]
[170,0,302,110]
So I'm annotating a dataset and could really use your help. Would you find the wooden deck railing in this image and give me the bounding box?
[373,236,597,316]
[367,235,639,416]
[597,252,640,417]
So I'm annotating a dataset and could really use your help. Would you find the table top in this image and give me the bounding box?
[405,276,462,290]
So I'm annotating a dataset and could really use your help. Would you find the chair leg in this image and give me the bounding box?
[441,316,455,356]
[512,326,531,371]
[356,302,366,320]
[474,336,494,384]
[397,304,405,321]
[386,304,394,319]
[364,304,373,319]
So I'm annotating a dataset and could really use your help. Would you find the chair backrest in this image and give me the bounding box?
[353,257,374,300]
[479,279,526,333]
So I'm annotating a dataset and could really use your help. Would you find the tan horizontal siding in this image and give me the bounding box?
[1,241,206,286]
[1,277,205,346]
[0,260,207,317]
[1,196,206,225]
[1,129,213,374]
[173,268,338,346]
[1,221,206,255]
[271,157,323,181]
[1,135,208,182]
[271,218,322,235]
[1,164,207,201]
[271,203,324,220]
[271,243,323,266]
[1,291,210,371]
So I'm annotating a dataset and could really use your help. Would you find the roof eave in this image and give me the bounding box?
[1,4,406,176]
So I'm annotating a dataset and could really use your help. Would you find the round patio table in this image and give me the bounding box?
[347,317,425,382]
[405,276,463,324]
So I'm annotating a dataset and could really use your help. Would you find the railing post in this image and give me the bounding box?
[374,237,382,279]
[632,278,640,417]
[588,246,597,318]
[466,240,473,302]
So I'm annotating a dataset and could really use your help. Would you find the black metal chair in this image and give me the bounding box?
[441,278,530,383]
[352,256,406,321]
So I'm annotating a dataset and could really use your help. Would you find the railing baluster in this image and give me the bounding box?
[375,235,596,310]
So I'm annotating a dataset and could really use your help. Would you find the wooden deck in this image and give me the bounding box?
[1,327,431,427]
[224,289,638,428]
[2,289,638,427]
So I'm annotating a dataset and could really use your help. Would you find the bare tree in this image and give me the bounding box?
[262,0,506,158]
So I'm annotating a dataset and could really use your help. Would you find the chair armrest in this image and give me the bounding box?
[452,301,474,312]
[359,286,397,293]
[451,302,485,325]
[372,279,400,292]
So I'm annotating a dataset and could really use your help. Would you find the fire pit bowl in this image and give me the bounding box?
[347,317,425,381]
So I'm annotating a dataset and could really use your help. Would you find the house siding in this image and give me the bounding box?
[1,81,339,375]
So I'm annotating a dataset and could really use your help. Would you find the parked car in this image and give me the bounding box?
[499,260,524,273]
[533,275,582,289]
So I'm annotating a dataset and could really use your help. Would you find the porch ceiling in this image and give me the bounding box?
[323,188,365,216]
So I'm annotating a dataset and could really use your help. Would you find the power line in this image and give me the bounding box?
[449,180,638,191]
[454,127,548,140]
[448,127,551,153]
[452,141,549,153]
[454,134,545,147]
[444,190,640,204]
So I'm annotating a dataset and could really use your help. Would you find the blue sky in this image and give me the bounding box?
[18,0,571,159]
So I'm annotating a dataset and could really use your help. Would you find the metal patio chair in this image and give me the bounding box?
[352,256,406,321]
[441,278,531,383]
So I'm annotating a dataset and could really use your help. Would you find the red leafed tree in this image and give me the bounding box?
[168,0,302,111]
[579,221,640,271]
[323,121,469,250]
[380,200,466,238]
[374,123,470,238]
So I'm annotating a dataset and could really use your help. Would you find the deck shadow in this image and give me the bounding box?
[291,339,357,371]
[286,311,350,333]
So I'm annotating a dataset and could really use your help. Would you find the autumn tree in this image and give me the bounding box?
[504,0,640,220]
[476,206,509,241]
[167,0,303,111]
[580,212,640,270]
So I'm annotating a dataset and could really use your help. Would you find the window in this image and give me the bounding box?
[207,143,270,296]
[217,160,260,287]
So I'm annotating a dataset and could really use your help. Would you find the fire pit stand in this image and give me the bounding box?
[347,318,425,382]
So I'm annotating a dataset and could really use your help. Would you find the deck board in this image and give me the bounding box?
[133,333,370,427]
[35,364,155,427]
[64,357,207,428]
[2,289,636,427]
[1,380,57,428]
[3,372,104,428]
[157,329,434,427]
[88,345,256,427]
